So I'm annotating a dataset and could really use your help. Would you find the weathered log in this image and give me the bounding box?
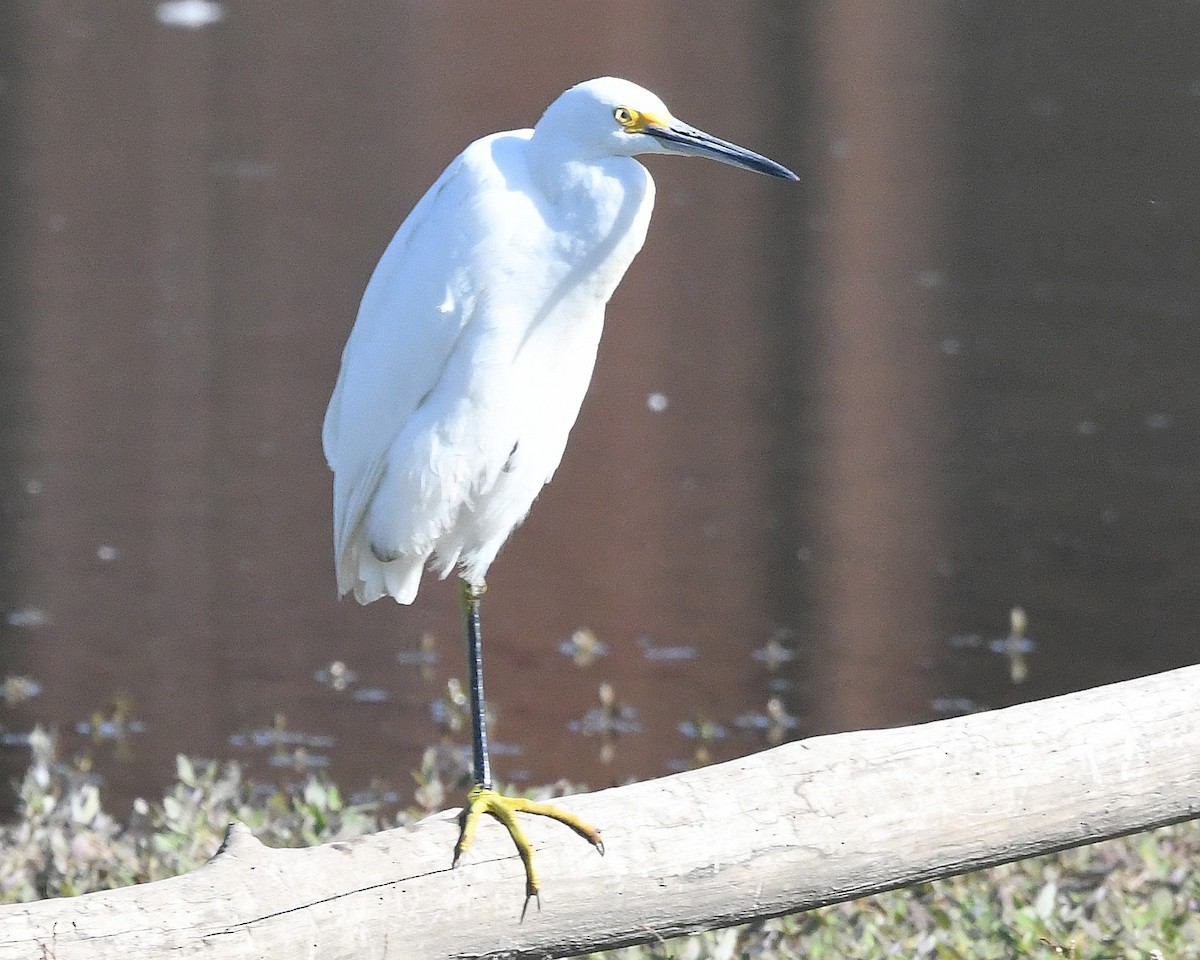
[1,665,1198,959]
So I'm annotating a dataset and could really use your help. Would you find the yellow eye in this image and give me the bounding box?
[614,106,638,128]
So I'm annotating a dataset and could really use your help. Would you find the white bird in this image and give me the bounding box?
[323,76,796,910]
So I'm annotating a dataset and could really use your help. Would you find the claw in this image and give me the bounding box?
[452,785,602,915]
[520,888,541,922]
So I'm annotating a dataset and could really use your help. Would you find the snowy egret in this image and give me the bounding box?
[323,76,797,909]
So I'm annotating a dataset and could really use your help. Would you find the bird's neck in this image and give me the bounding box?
[527,134,635,204]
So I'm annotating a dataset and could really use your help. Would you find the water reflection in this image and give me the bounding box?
[2,3,1199,815]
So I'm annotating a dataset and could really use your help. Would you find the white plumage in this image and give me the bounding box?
[323,77,796,605]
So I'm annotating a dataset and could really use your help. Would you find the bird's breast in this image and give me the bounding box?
[423,154,656,509]
[547,161,655,293]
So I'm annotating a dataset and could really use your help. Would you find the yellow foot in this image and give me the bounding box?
[452,784,604,917]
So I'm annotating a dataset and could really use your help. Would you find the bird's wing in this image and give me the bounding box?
[322,148,486,582]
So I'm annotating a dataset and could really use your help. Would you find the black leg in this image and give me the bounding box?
[452,576,601,912]
[460,578,492,790]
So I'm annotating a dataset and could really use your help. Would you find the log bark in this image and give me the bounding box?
[2,666,1198,959]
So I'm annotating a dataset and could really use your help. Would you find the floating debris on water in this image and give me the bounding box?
[228,714,335,753]
[568,683,641,766]
[155,0,225,28]
[557,628,608,666]
[987,606,1035,684]
[931,696,983,716]
[395,633,439,681]
[314,660,358,692]
[676,715,728,768]
[350,687,391,704]
[678,717,728,742]
[0,729,35,748]
[5,607,51,629]
[267,748,330,771]
[1,675,42,704]
[75,708,145,763]
[75,699,146,743]
[637,634,697,662]
[764,696,799,743]
[987,608,1035,655]
[568,683,642,738]
[945,608,1035,683]
[733,696,799,745]
[752,629,798,670]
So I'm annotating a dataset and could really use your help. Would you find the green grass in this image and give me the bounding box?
[2,727,1196,959]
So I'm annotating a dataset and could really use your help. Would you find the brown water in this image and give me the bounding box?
[2,3,1199,814]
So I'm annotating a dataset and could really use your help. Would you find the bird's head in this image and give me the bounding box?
[534,77,798,181]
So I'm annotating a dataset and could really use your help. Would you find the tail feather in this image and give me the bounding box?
[337,531,426,605]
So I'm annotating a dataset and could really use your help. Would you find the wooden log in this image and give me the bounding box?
[1,665,1198,959]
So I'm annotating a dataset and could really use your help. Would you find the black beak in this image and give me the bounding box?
[644,122,798,181]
